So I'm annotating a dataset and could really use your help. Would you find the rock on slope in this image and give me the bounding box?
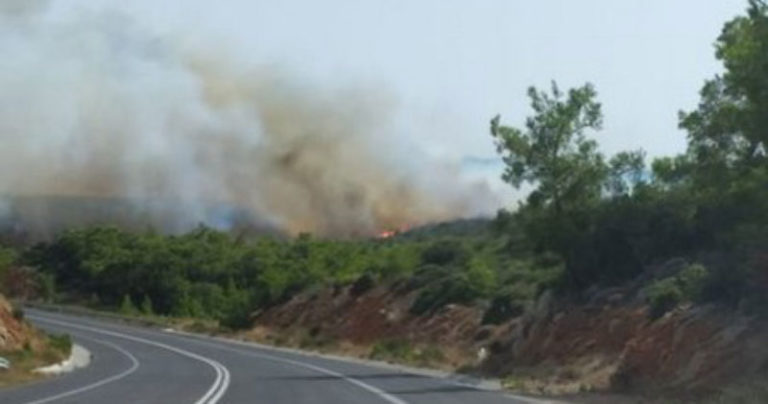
[0,294,31,351]
[249,280,768,400]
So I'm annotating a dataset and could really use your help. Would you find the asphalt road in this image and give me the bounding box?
[0,309,545,404]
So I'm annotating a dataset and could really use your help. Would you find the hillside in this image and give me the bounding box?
[240,262,768,403]
[0,295,29,351]
[2,2,768,402]
[0,295,71,387]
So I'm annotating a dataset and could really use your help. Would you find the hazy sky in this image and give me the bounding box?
[58,0,747,165]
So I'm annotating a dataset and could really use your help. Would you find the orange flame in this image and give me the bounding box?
[376,224,410,239]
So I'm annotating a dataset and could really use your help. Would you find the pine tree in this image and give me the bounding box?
[140,295,154,315]
[120,294,137,315]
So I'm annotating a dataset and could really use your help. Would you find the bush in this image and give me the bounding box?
[140,295,154,315]
[350,273,376,297]
[420,239,468,267]
[677,263,708,301]
[298,329,336,350]
[409,275,478,315]
[370,339,413,362]
[482,295,525,325]
[646,277,683,319]
[218,307,253,330]
[645,263,710,319]
[119,294,138,315]
[38,273,56,303]
[369,339,444,366]
[48,333,72,355]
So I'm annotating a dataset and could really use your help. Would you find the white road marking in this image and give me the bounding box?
[22,337,140,404]
[28,314,231,404]
[179,337,409,404]
[180,333,560,404]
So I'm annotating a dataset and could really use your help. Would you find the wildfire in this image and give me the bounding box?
[378,230,397,239]
[377,224,410,239]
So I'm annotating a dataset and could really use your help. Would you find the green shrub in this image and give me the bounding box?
[38,273,57,303]
[646,277,683,319]
[482,295,525,325]
[298,329,336,350]
[370,339,413,362]
[369,339,444,366]
[646,263,710,319]
[119,294,138,315]
[677,263,709,301]
[417,345,445,365]
[218,307,253,330]
[350,273,376,297]
[410,274,478,315]
[140,295,154,315]
[48,333,72,355]
[420,239,468,267]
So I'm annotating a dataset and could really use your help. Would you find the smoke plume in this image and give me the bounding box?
[0,1,497,238]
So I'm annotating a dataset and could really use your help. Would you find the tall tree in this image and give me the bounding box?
[680,0,768,180]
[490,82,606,214]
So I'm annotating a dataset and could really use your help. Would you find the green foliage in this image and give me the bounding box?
[26,222,552,327]
[482,282,537,325]
[490,82,658,290]
[370,339,412,361]
[646,278,683,319]
[606,150,647,196]
[646,263,710,318]
[47,333,72,356]
[38,273,56,303]
[482,295,525,325]
[0,246,18,295]
[420,239,468,267]
[490,82,606,213]
[350,273,376,297]
[119,294,138,315]
[481,4,768,299]
[369,339,444,366]
[20,4,768,331]
[0,247,16,275]
[298,328,337,350]
[410,275,479,315]
[140,294,154,315]
[679,0,768,187]
[677,264,709,301]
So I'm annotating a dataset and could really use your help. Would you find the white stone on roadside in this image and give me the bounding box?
[35,344,91,375]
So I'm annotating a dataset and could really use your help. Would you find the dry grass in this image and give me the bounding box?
[0,336,70,388]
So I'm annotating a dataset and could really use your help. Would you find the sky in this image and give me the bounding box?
[55,0,747,182]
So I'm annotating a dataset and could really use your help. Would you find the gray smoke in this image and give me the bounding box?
[0,1,498,238]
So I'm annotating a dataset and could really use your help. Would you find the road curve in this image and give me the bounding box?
[0,309,546,404]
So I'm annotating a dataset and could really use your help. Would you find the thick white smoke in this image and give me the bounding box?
[0,1,498,238]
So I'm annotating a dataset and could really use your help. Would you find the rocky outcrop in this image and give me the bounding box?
[250,281,768,399]
[251,283,493,367]
[0,294,28,351]
[481,301,768,397]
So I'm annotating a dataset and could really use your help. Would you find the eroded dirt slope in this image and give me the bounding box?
[248,281,768,401]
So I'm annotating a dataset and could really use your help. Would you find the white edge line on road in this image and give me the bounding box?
[182,337,409,404]
[182,333,560,404]
[28,315,230,404]
[22,336,140,404]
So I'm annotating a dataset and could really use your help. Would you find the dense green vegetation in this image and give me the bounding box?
[9,220,555,328]
[488,0,768,315]
[0,1,767,326]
